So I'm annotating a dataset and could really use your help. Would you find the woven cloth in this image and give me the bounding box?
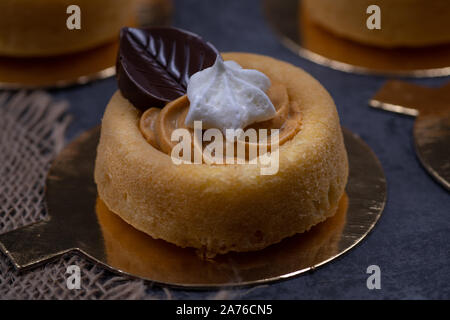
[0,91,151,299]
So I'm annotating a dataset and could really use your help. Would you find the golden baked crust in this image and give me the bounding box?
[0,0,136,57]
[94,53,349,256]
[303,0,450,48]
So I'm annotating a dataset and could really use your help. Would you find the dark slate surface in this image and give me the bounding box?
[50,0,450,299]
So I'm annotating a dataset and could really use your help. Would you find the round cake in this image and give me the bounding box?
[0,0,137,57]
[303,0,450,48]
[94,51,349,256]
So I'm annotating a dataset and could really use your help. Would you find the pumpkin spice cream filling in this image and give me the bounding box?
[139,81,302,161]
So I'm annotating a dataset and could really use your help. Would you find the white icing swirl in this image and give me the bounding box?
[185,56,276,133]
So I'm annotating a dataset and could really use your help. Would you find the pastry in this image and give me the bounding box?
[0,0,137,57]
[94,27,349,257]
[303,0,450,48]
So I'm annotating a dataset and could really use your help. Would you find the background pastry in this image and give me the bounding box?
[0,0,137,57]
[303,0,450,48]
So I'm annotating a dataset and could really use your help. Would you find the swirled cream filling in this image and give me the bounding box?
[139,81,302,163]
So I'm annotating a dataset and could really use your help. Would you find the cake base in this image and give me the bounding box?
[264,0,450,77]
[0,126,386,288]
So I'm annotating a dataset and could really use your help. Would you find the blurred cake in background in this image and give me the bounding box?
[303,0,450,48]
[0,0,137,57]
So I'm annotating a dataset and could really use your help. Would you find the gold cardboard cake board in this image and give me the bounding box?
[264,0,450,77]
[0,0,173,89]
[370,80,450,191]
[0,126,386,289]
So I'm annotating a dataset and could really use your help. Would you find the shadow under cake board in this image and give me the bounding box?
[0,0,173,89]
[0,126,386,289]
[264,0,450,77]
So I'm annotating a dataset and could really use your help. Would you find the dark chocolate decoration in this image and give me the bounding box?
[117,27,220,111]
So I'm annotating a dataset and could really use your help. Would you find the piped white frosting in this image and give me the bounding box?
[185,56,276,133]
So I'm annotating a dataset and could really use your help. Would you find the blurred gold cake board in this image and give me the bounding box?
[370,80,450,190]
[0,127,386,289]
[264,0,450,77]
[0,0,173,89]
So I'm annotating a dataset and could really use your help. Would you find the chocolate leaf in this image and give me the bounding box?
[117,27,220,111]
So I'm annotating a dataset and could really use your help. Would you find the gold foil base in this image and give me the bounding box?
[0,127,386,289]
[370,80,450,190]
[0,0,173,89]
[264,0,450,77]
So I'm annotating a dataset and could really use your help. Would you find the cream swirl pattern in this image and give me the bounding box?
[185,57,276,133]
